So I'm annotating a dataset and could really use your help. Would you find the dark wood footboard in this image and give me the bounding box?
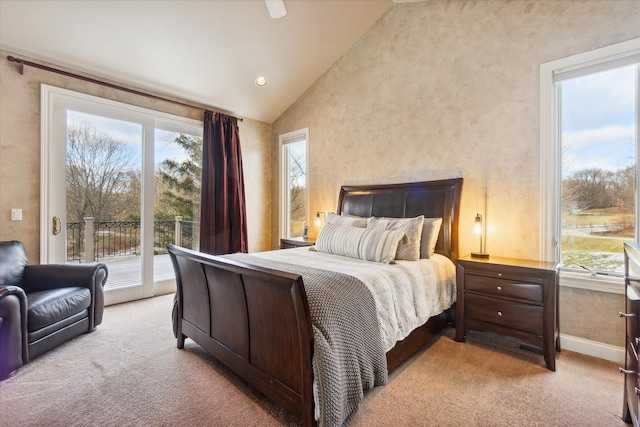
[168,244,315,426]
[169,244,453,426]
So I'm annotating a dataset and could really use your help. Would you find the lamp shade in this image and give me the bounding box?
[471,213,489,258]
[474,213,483,234]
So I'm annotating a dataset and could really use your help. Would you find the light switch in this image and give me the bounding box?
[11,209,22,221]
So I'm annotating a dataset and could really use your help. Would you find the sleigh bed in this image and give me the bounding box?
[168,177,462,426]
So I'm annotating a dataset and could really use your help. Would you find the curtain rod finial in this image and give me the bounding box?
[7,55,23,74]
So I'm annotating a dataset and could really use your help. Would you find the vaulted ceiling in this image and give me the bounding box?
[0,0,401,123]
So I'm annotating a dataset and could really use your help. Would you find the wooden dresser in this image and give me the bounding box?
[455,255,559,370]
[622,242,640,426]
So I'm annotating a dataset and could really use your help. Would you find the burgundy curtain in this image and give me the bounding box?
[199,111,248,255]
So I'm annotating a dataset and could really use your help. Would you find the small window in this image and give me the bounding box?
[279,128,309,239]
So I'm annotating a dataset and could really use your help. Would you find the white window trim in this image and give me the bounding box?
[278,128,309,239]
[540,38,640,294]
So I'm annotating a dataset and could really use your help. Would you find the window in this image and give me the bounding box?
[541,39,640,291]
[279,128,309,239]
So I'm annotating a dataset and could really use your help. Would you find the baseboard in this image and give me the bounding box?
[560,333,624,365]
[154,278,176,296]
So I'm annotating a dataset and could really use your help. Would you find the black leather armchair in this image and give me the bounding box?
[0,240,108,379]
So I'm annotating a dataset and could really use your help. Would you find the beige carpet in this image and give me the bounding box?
[0,294,627,426]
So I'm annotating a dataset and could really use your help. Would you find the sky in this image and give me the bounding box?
[561,64,637,175]
[66,110,199,168]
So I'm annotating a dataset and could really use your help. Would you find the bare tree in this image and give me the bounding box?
[565,168,616,209]
[613,165,635,230]
[66,121,137,222]
[110,169,141,221]
[563,164,635,233]
[289,150,307,227]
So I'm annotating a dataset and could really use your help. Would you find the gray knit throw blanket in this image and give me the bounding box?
[224,253,388,427]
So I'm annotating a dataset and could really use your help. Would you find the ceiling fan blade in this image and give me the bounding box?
[265,0,287,19]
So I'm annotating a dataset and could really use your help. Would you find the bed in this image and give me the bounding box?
[168,177,462,426]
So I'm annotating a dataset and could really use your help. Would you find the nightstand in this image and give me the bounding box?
[280,237,316,249]
[454,255,559,371]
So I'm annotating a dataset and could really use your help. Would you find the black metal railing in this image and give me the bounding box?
[179,220,200,250]
[95,221,141,258]
[154,220,174,255]
[66,221,85,262]
[66,218,199,263]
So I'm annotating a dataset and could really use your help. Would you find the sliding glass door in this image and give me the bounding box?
[41,85,202,305]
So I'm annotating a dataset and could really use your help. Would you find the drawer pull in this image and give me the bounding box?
[497,311,503,316]
[498,273,502,277]
[635,337,640,347]
[619,368,637,375]
[620,312,637,318]
[636,387,640,396]
[496,286,502,291]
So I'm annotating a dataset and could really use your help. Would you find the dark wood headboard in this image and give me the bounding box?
[336,178,463,261]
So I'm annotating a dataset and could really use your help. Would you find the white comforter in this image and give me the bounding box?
[251,247,456,352]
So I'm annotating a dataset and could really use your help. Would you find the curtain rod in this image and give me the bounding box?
[6,55,243,121]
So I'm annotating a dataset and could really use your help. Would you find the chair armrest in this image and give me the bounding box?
[0,285,27,307]
[23,263,108,327]
[23,263,108,292]
[0,286,29,378]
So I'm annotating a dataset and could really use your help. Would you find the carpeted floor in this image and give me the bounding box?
[0,293,628,426]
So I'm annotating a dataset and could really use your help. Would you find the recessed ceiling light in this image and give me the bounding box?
[255,76,268,87]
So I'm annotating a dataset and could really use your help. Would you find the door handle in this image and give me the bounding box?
[53,216,61,236]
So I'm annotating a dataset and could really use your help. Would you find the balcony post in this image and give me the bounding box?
[84,217,95,262]
[174,216,183,246]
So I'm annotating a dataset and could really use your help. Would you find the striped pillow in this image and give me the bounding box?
[314,223,405,263]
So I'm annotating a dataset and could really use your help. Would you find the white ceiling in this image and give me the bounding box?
[0,0,396,123]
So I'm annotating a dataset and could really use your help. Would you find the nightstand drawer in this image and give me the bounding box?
[465,293,543,335]
[465,274,543,303]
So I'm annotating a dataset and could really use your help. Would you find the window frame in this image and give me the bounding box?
[278,128,309,239]
[540,38,640,294]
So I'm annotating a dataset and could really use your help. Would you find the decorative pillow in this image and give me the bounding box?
[314,223,405,263]
[326,212,367,228]
[420,218,443,259]
[367,215,424,261]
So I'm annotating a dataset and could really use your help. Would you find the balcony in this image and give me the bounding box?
[66,217,199,290]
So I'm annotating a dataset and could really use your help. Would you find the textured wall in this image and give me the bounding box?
[560,286,625,345]
[271,1,640,348]
[0,49,272,264]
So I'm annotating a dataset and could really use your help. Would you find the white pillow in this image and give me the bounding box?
[367,215,424,261]
[326,212,367,228]
[314,223,405,263]
[420,218,443,259]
